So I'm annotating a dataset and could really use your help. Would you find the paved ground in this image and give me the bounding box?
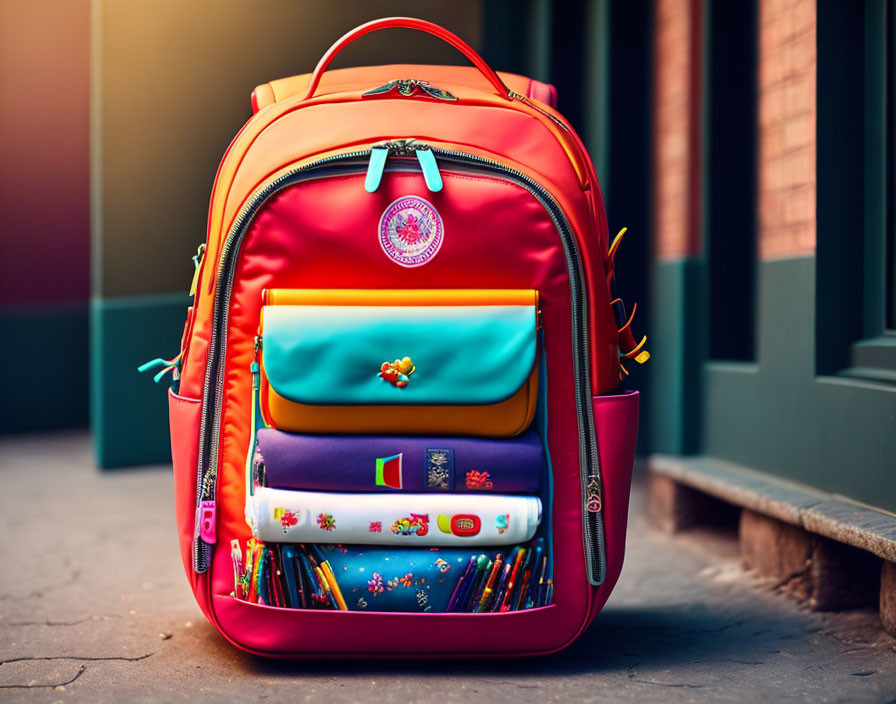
[1,432,895,703]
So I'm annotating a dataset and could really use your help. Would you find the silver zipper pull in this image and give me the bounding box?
[362,79,457,101]
[251,335,262,389]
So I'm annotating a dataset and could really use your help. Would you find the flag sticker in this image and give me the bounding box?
[375,453,403,489]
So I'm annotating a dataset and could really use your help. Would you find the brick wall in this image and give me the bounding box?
[757,0,817,259]
[652,0,702,259]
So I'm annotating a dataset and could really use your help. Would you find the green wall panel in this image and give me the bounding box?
[701,257,896,511]
[648,257,704,454]
[91,293,189,468]
[0,304,89,432]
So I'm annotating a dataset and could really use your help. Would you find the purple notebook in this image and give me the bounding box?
[254,428,544,494]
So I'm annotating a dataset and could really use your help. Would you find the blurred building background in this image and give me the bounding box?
[1,1,893,516]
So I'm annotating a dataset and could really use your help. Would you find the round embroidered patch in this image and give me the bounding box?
[378,196,444,267]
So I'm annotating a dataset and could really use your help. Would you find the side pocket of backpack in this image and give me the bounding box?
[590,390,639,597]
[169,389,202,586]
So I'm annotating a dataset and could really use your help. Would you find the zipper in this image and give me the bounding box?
[507,91,592,190]
[204,88,590,276]
[508,90,571,133]
[435,149,607,587]
[365,140,442,193]
[193,153,371,573]
[193,146,606,586]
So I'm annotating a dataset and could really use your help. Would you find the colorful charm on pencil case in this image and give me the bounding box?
[390,513,430,536]
[379,356,415,387]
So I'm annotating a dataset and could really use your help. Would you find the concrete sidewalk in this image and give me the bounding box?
[1,432,894,703]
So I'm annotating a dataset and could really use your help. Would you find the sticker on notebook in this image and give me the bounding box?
[496,513,510,534]
[375,453,403,489]
[391,513,430,536]
[437,513,481,537]
[425,448,453,490]
[273,507,301,533]
[416,589,431,611]
[465,469,494,490]
[367,572,385,595]
[378,196,444,267]
[276,509,298,532]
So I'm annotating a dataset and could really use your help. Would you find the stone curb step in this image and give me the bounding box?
[647,454,896,637]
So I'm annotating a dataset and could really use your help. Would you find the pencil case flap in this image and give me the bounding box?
[254,427,545,493]
[259,289,538,407]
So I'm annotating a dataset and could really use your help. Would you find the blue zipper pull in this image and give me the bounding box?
[137,358,168,373]
[138,351,183,383]
[365,146,389,193]
[416,148,443,192]
[367,142,442,193]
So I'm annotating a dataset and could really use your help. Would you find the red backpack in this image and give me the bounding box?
[163,17,643,657]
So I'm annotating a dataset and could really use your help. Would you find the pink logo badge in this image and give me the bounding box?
[378,196,444,267]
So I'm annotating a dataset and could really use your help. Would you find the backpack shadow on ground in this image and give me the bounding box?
[217,601,813,678]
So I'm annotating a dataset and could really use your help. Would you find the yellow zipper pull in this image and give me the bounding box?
[189,243,206,297]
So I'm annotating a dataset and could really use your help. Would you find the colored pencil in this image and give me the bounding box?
[447,556,476,612]
[475,554,503,612]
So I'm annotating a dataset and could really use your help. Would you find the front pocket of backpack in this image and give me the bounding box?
[257,288,539,437]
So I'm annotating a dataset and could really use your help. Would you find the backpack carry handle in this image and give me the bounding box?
[303,17,512,101]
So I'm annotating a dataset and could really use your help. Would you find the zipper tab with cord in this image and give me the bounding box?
[189,243,206,297]
[364,147,389,192]
[364,140,442,194]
